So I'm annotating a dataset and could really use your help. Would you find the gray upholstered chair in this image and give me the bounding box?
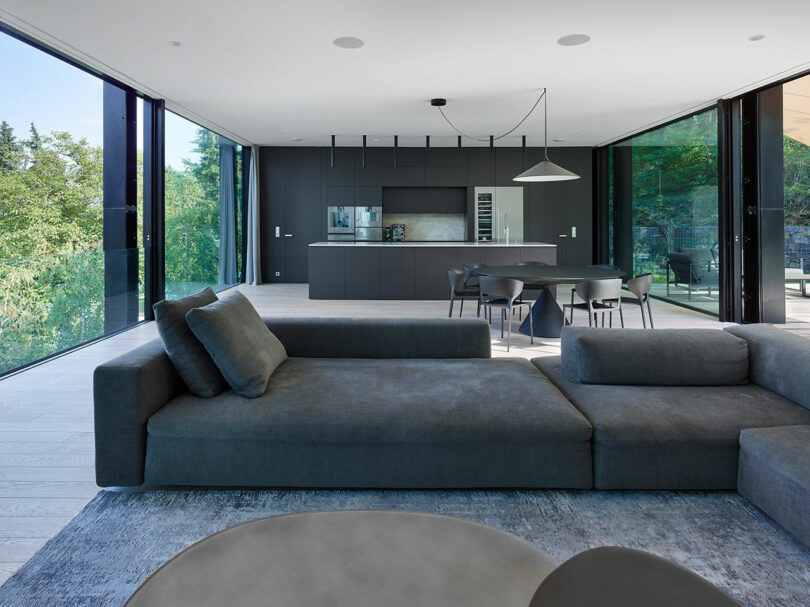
[446,269,480,318]
[563,278,624,327]
[514,261,548,316]
[478,275,533,352]
[529,546,741,607]
[569,264,619,306]
[627,272,654,328]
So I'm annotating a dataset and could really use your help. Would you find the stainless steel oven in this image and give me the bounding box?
[327,206,354,240]
[355,206,382,241]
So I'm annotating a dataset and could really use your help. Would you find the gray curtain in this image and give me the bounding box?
[245,145,262,285]
[219,138,237,285]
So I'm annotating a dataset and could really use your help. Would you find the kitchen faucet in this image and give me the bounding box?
[503,213,510,245]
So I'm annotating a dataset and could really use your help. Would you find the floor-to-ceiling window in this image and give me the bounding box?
[164,112,243,299]
[608,109,719,315]
[783,75,810,320]
[0,30,144,375]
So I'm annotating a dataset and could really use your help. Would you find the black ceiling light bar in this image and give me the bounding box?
[362,135,367,168]
[458,135,462,152]
[394,135,398,168]
[490,135,494,152]
[426,135,430,150]
[330,135,335,168]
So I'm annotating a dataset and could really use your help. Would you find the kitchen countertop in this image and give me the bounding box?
[309,241,556,248]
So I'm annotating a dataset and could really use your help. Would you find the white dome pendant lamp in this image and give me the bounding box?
[513,88,580,182]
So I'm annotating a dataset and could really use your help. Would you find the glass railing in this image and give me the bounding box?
[0,248,145,376]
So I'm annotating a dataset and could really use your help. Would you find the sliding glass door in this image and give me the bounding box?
[608,109,720,315]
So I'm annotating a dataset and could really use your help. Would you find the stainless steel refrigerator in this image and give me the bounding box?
[474,187,524,243]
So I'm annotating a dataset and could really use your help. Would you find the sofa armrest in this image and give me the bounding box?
[264,317,491,359]
[93,339,187,486]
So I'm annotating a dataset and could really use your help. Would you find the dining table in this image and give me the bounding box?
[477,265,626,338]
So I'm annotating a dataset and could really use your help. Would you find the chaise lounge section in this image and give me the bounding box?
[95,317,593,489]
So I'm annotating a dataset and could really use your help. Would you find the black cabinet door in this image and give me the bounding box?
[413,248,451,299]
[380,249,415,299]
[355,186,382,205]
[382,166,425,187]
[345,248,381,299]
[326,148,356,186]
[383,147,425,167]
[260,147,286,283]
[561,148,593,266]
[495,147,526,186]
[425,166,468,187]
[467,148,496,185]
[327,185,356,204]
[309,247,345,298]
[382,188,424,213]
[426,147,467,167]
[424,187,466,213]
[527,148,568,264]
[355,147,382,186]
[284,148,323,282]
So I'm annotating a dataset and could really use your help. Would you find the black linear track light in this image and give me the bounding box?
[362,135,367,168]
[330,135,335,168]
[394,135,398,168]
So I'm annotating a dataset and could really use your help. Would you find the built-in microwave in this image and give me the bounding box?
[327,206,355,239]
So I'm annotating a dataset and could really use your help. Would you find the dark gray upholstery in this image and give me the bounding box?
[263,317,492,359]
[186,292,288,398]
[94,339,187,486]
[561,327,749,386]
[528,546,740,607]
[532,356,810,489]
[145,357,593,488]
[152,286,226,397]
[738,425,810,548]
[724,324,810,411]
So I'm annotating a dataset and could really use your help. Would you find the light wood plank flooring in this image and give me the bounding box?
[0,283,805,584]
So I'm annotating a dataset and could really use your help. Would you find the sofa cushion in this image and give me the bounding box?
[186,291,287,398]
[152,287,226,398]
[738,425,810,547]
[561,327,749,386]
[144,357,594,488]
[533,356,810,489]
[724,324,810,411]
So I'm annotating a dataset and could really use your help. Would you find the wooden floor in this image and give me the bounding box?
[0,282,807,584]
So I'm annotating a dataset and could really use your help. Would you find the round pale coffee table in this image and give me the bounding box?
[126,510,556,607]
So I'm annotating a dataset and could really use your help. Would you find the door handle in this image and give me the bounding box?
[558,234,568,238]
[284,234,294,238]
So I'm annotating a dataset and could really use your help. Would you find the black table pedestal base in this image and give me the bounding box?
[519,287,566,338]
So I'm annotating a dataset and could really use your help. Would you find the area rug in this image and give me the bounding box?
[1,489,808,606]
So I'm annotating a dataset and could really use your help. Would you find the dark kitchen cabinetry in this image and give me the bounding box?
[355,147,382,186]
[380,248,415,300]
[495,148,527,186]
[413,248,451,299]
[383,187,465,214]
[345,248,380,299]
[466,148,496,185]
[382,166,425,187]
[308,247,345,298]
[425,166,467,186]
[327,185,355,204]
[426,148,467,167]
[326,148,357,186]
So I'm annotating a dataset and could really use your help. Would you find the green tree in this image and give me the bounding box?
[0,121,21,173]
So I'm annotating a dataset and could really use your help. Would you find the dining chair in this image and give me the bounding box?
[627,272,654,328]
[563,278,624,327]
[513,261,547,319]
[478,276,533,352]
[462,263,486,318]
[446,269,481,318]
[569,264,620,306]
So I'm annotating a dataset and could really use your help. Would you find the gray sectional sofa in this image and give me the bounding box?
[94,318,810,546]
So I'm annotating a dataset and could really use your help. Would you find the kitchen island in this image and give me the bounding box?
[308,241,556,300]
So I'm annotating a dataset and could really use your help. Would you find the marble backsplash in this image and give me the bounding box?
[382,214,466,241]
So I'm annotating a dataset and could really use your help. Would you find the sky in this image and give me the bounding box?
[0,31,202,170]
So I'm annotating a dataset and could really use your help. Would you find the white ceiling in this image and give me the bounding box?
[1,0,809,147]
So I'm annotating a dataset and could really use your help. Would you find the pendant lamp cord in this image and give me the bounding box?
[436,88,546,143]
[543,87,549,161]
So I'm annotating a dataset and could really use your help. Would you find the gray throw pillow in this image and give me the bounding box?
[185,291,288,398]
[153,287,227,398]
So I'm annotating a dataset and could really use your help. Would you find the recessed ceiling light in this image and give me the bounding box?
[557,34,590,47]
[553,138,565,142]
[290,137,303,142]
[748,34,765,42]
[168,40,183,47]
[333,36,364,49]
[372,138,380,142]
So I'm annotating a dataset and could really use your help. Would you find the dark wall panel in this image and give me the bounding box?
[260,147,286,282]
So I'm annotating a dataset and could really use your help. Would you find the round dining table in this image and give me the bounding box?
[478,265,626,338]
